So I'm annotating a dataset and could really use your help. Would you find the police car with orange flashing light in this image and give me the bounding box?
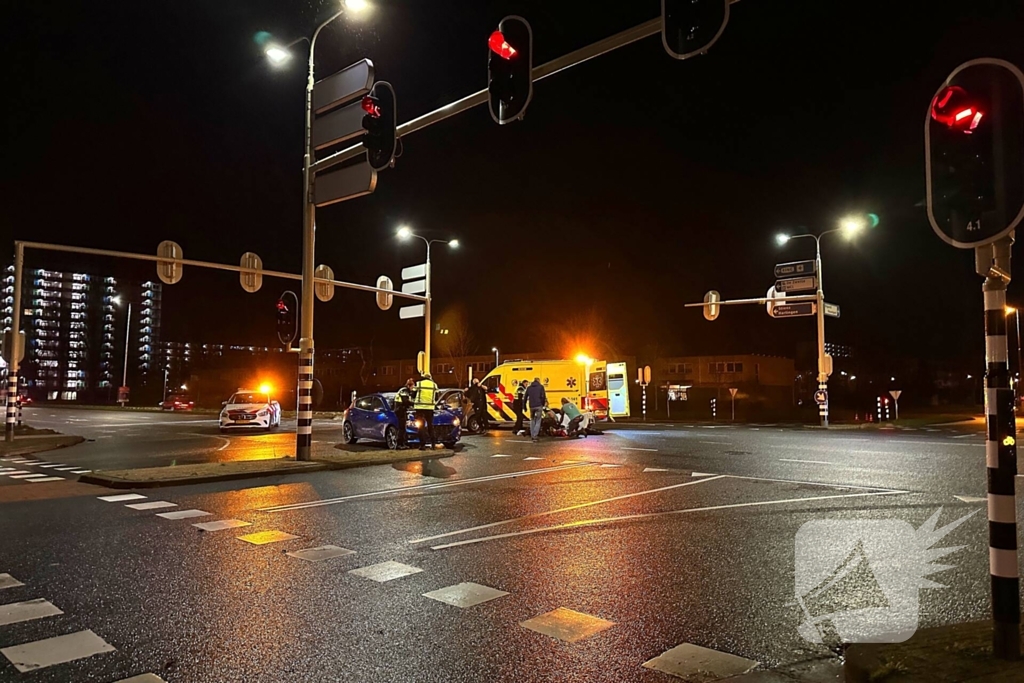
[219,389,281,432]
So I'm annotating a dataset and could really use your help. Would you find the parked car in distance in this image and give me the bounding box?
[342,392,461,450]
[161,393,194,411]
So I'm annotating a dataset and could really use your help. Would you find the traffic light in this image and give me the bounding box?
[926,59,1024,249]
[362,81,397,171]
[276,291,298,347]
[488,16,533,125]
[661,0,730,60]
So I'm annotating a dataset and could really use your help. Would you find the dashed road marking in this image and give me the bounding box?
[779,458,833,465]
[954,495,987,503]
[599,464,622,468]
[0,599,63,626]
[348,561,423,583]
[523,456,543,460]
[125,501,178,511]
[0,471,30,476]
[623,447,658,452]
[156,509,211,520]
[491,454,512,458]
[28,477,65,483]
[287,545,356,562]
[642,642,758,679]
[99,494,147,503]
[0,629,116,673]
[70,469,91,474]
[9,474,48,480]
[194,519,251,532]
[237,530,299,545]
[691,472,717,478]
[38,464,65,469]
[54,467,80,471]
[520,608,615,643]
[643,468,670,472]
[0,574,25,590]
[423,582,509,608]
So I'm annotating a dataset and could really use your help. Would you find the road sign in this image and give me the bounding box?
[662,0,730,60]
[814,389,828,405]
[401,280,425,294]
[703,290,720,321]
[117,386,130,404]
[1,330,24,364]
[766,285,785,315]
[312,99,370,152]
[889,390,902,401]
[312,59,375,116]
[402,264,426,281]
[819,354,833,378]
[400,304,425,320]
[375,275,393,311]
[315,265,335,302]
[239,252,263,293]
[156,240,183,285]
[643,366,651,384]
[823,302,840,318]
[769,302,816,319]
[774,260,816,279]
[729,388,738,398]
[775,275,817,293]
[313,161,377,208]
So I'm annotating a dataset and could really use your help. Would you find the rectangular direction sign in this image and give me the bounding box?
[775,275,817,293]
[774,260,817,279]
[399,304,425,320]
[401,280,425,294]
[824,302,840,318]
[769,302,816,319]
[401,264,426,281]
[313,161,377,208]
[313,59,374,115]
[312,100,367,152]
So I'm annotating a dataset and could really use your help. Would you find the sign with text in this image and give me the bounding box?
[769,302,816,319]
[774,260,816,279]
[775,276,817,293]
[824,302,841,318]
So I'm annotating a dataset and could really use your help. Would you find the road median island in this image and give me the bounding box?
[844,620,1024,682]
[315,445,457,470]
[80,458,330,489]
[0,433,84,457]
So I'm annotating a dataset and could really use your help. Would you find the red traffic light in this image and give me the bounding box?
[489,30,517,60]
[930,85,984,132]
[361,95,381,118]
[276,299,288,313]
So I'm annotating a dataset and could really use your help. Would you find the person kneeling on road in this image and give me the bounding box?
[525,377,547,442]
[560,397,586,437]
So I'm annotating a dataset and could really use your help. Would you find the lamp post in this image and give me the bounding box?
[111,296,131,407]
[776,214,874,427]
[264,0,370,461]
[492,347,500,367]
[397,226,459,375]
[1007,306,1022,393]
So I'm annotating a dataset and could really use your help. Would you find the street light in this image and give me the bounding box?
[492,347,499,367]
[264,0,371,461]
[113,296,131,407]
[396,226,460,375]
[777,213,876,427]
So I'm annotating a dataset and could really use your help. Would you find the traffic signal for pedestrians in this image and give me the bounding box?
[661,0,730,60]
[362,81,397,171]
[276,291,298,346]
[488,16,533,125]
[926,59,1024,249]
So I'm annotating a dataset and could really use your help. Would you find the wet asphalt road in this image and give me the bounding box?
[0,414,1010,682]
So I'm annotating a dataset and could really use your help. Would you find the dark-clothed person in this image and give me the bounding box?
[525,378,547,442]
[394,379,415,449]
[513,380,527,435]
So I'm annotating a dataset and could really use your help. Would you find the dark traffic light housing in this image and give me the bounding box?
[276,291,298,347]
[488,16,533,125]
[362,81,397,172]
[926,59,1024,249]
[661,0,730,60]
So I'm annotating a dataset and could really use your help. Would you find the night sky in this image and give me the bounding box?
[5,0,1024,369]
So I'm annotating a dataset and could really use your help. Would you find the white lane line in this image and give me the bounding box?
[691,472,717,478]
[779,458,833,465]
[431,490,908,550]
[54,466,79,471]
[125,501,177,511]
[698,441,728,445]
[623,447,658,452]
[260,462,595,513]
[888,440,982,447]
[70,470,91,474]
[98,494,146,502]
[952,434,976,439]
[0,574,25,590]
[409,475,728,545]
[0,599,63,626]
[523,456,543,461]
[0,629,116,672]
[724,474,904,493]
[954,495,987,503]
[28,477,65,483]
[156,509,211,520]
[9,474,48,479]
[643,468,670,472]
[491,454,512,458]
[38,464,65,469]
[0,471,30,476]
[193,519,251,532]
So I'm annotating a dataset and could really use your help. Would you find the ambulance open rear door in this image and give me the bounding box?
[607,362,630,418]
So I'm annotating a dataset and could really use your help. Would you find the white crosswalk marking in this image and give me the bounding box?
[9,474,48,480]
[0,629,116,672]
[98,494,147,502]
[0,574,25,590]
[0,599,63,626]
[28,477,65,483]
[125,501,177,511]
[156,509,211,520]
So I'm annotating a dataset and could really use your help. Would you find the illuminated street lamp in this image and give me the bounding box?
[263,0,371,461]
[112,296,131,407]
[777,213,877,427]
[396,226,460,374]
[492,347,500,367]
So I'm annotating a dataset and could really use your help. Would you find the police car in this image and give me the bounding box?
[219,389,282,432]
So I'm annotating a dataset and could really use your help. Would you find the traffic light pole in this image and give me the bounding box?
[4,243,23,443]
[977,236,1020,660]
[814,238,828,428]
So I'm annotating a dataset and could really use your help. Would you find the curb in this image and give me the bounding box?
[0,435,85,458]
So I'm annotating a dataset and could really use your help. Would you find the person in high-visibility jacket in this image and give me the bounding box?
[413,372,439,450]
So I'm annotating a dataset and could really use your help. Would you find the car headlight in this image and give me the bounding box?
[415,419,423,428]
[258,409,268,417]
[452,417,460,427]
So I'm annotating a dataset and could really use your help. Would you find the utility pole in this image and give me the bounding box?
[815,239,828,427]
[120,302,131,407]
[4,243,23,442]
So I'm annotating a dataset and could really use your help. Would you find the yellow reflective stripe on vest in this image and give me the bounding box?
[414,381,437,409]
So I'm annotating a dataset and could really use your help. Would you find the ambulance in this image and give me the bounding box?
[476,358,631,429]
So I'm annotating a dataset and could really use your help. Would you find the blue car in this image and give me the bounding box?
[342,392,462,450]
